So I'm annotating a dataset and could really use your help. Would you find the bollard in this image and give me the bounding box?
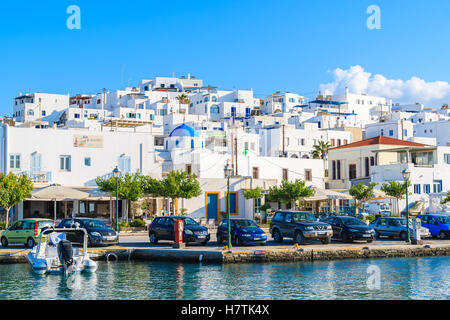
[411,218,423,245]
[173,219,186,249]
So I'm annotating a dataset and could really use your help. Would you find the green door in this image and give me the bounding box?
[7,221,23,244]
[20,221,35,244]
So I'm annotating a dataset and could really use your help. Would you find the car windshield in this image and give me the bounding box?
[292,212,316,222]
[181,218,198,226]
[82,219,108,229]
[38,221,53,228]
[340,217,366,226]
[234,220,258,228]
[435,216,450,224]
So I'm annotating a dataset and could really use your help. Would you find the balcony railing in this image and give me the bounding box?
[22,171,52,183]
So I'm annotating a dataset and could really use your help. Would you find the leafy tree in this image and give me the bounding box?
[349,182,377,215]
[268,180,315,210]
[381,180,411,216]
[95,172,145,222]
[0,173,34,228]
[176,94,191,105]
[162,170,202,215]
[441,191,450,205]
[242,187,263,200]
[312,140,330,177]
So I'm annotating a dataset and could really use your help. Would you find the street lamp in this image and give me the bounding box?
[402,168,411,244]
[113,166,121,232]
[224,162,233,249]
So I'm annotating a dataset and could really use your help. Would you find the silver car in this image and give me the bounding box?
[369,217,431,240]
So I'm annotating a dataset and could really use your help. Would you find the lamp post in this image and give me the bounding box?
[224,162,233,249]
[402,168,411,244]
[113,166,121,232]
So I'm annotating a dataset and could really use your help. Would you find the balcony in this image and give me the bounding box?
[22,171,52,183]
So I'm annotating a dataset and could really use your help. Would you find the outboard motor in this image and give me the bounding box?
[57,240,74,269]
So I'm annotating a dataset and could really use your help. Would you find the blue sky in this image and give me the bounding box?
[1,0,450,114]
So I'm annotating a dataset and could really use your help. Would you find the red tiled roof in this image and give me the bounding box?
[329,136,429,151]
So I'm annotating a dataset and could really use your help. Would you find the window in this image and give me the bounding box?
[332,161,336,180]
[304,169,312,181]
[414,184,421,194]
[74,113,80,119]
[84,157,91,167]
[60,155,71,171]
[9,154,21,170]
[389,130,394,136]
[337,139,341,147]
[330,139,335,147]
[252,167,259,179]
[370,157,375,166]
[42,110,46,116]
[349,164,357,180]
[118,155,131,174]
[403,129,408,137]
[186,164,192,174]
[433,180,443,193]
[344,139,348,145]
[444,154,450,164]
[282,169,288,181]
[336,160,341,180]
[424,184,431,194]
[273,212,284,222]
[381,129,384,136]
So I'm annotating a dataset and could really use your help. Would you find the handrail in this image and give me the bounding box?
[36,227,89,259]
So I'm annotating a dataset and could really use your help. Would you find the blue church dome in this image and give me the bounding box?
[169,124,199,137]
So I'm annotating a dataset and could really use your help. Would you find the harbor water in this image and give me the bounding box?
[0,256,448,300]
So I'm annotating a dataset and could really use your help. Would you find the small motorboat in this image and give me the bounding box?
[27,227,98,275]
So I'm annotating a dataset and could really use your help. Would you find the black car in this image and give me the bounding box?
[149,216,210,246]
[270,211,333,245]
[57,218,119,247]
[322,216,376,243]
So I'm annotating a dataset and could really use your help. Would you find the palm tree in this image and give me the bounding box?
[176,94,190,105]
[312,141,330,177]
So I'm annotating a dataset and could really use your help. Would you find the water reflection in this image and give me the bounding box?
[0,257,448,300]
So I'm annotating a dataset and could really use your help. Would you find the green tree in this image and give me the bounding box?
[176,94,191,105]
[441,191,450,205]
[242,187,264,200]
[95,172,145,222]
[0,173,34,228]
[312,140,330,177]
[349,182,377,215]
[268,180,315,210]
[162,170,202,215]
[381,180,411,216]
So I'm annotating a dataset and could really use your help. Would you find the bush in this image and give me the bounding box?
[366,215,376,223]
[129,218,146,228]
[0,222,5,230]
[118,221,129,228]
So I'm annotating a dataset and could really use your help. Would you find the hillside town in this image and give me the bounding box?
[1,74,450,225]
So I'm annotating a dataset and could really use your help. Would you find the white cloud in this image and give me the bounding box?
[319,65,450,106]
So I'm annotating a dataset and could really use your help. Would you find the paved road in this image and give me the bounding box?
[1,232,449,253]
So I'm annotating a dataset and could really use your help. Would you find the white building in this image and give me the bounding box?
[13,93,70,125]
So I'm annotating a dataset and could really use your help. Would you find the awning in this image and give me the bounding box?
[409,200,425,214]
[305,187,354,201]
[340,189,394,200]
[30,185,90,201]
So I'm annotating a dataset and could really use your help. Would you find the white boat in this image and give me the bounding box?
[27,227,98,275]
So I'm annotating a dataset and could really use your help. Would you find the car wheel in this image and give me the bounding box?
[295,231,305,245]
[201,241,208,246]
[273,229,283,243]
[149,232,158,244]
[1,237,8,248]
[26,237,35,249]
[439,231,446,240]
[367,239,374,243]
[321,236,331,244]
[400,231,407,241]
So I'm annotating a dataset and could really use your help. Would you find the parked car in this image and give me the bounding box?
[270,211,333,245]
[148,216,210,246]
[418,214,450,239]
[217,219,267,246]
[1,219,54,248]
[57,218,119,247]
[321,216,376,243]
[369,217,431,240]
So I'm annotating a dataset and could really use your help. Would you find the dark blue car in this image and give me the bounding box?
[148,216,210,246]
[217,219,267,246]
